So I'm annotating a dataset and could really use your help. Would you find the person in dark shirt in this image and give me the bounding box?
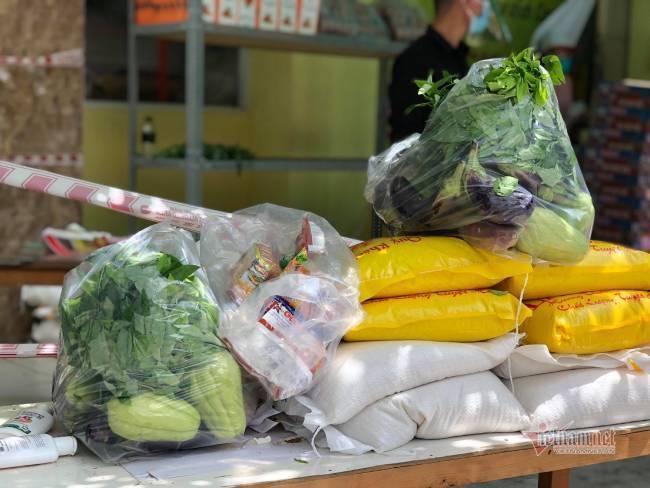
[388,0,489,142]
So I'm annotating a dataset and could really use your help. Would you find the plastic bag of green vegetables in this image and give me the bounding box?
[52,223,247,462]
[366,48,594,264]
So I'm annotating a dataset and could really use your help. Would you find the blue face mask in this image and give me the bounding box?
[468,0,491,36]
[560,57,573,75]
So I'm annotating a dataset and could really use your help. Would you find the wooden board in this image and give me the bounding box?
[1,421,649,487]
[0,257,79,286]
[114,421,650,486]
[248,426,650,488]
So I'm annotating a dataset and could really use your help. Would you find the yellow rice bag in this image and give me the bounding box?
[344,289,531,342]
[523,290,650,354]
[498,241,650,300]
[353,236,533,302]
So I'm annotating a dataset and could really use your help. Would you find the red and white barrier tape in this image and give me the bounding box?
[0,160,228,232]
[0,343,58,358]
[0,160,361,246]
[3,154,84,168]
[0,49,84,68]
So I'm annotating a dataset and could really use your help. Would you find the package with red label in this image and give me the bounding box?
[200,204,362,400]
[278,0,298,32]
[135,0,214,25]
[253,295,327,398]
[228,243,280,306]
[257,0,279,30]
[297,0,320,34]
[216,0,240,25]
[238,0,258,27]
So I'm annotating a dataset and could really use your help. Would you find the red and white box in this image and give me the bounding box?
[215,0,240,25]
[278,0,298,33]
[297,0,320,35]
[202,0,219,23]
[204,0,218,22]
[257,0,279,30]
[136,0,214,24]
[238,0,258,28]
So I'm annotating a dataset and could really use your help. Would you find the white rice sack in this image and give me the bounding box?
[332,371,529,453]
[511,368,650,430]
[493,344,650,379]
[281,333,518,430]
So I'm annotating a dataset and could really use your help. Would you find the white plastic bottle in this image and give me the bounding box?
[0,405,54,439]
[141,116,156,158]
[0,434,77,469]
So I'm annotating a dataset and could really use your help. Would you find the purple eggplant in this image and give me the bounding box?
[459,222,521,252]
[389,176,436,222]
[466,173,534,225]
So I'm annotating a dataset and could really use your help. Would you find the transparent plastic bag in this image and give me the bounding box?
[53,223,247,462]
[367,56,595,264]
[200,204,363,401]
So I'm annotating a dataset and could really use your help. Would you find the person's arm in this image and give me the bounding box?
[388,56,433,142]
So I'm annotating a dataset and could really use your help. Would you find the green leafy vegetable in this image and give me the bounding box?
[59,247,221,399]
[483,48,565,106]
[542,55,566,85]
[407,70,459,114]
[436,162,467,201]
[155,142,254,161]
[156,253,200,281]
[493,176,519,197]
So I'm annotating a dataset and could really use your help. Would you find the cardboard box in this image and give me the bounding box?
[257,0,278,30]
[238,0,257,28]
[135,0,215,25]
[297,0,320,35]
[278,0,298,33]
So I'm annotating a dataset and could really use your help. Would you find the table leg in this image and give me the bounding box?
[538,469,571,488]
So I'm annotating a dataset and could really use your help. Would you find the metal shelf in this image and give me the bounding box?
[133,22,406,58]
[128,0,399,222]
[134,156,368,171]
